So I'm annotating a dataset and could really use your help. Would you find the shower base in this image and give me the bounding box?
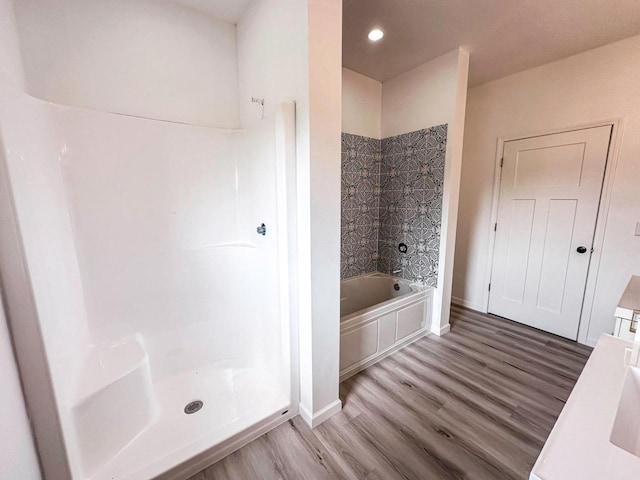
[90,362,288,480]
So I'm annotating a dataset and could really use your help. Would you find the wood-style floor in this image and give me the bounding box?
[188,305,592,480]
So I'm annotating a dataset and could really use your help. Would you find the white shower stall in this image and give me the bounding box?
[0,0,299,478]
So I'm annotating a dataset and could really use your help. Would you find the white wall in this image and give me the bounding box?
[237,0,308,128]
[238,0,343,427]
[0,0,25,89]
[0,304,40,480]
[454,34,640,345]
[382,50,467,139]
[304,0,343,425]
[342,68,381,139]
[13,0,239,128]
[381,49,470,334]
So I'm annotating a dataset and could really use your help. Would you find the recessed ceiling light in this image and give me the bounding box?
[368,29,384,42]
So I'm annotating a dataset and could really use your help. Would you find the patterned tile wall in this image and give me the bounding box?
[377,125,447,286]
[340,125,447,284]
[341,133,382,279]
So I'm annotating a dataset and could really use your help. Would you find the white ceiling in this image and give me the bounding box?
[343,0,640,86]
[170,0,252,24]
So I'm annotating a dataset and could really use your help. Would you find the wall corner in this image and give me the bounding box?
[432,47,470,335]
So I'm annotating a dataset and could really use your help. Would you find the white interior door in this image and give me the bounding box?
[489,126,611,339]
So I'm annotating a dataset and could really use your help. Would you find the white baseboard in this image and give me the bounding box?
[451,296,483,312]
[298,402,313,426]
[299,399,342,429]
[433,323,450,336]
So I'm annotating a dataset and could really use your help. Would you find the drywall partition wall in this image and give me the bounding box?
[13,0,240,127]
[304,0,343,427]
[238,0,343,427]
[381,48,470,335]
[341,133,381,279]
[342,68,382,139]
[453,34,640,346]
[237,0,308,128]
[0,0,25,89]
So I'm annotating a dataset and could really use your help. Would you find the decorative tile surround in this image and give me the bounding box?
[377,125,446,286]
[341,133,382,279]
[341,125,447,286]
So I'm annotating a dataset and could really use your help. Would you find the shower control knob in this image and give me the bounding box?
[256,223,266,236]
[576,246,587,254]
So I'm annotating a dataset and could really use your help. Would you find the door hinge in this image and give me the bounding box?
[500,157,504,168]
[494,223,497,232]
[488,283,491,292]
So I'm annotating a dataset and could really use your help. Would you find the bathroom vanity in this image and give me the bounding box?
[531,276,640,479]
[530,334,640,479]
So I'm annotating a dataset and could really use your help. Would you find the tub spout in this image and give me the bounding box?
[392,269,402,275]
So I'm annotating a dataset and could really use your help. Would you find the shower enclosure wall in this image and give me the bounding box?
[0,35,296,480]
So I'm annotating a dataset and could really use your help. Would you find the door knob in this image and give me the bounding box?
[576,246,587,254]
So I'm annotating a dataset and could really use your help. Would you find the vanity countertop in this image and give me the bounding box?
[530,334,640,480]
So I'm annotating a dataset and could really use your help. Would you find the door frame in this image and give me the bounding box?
[482,118,624,345]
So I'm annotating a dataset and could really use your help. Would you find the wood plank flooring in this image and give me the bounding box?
[188,305,592,480]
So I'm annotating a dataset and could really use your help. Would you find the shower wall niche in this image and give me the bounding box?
[341,125,447,286]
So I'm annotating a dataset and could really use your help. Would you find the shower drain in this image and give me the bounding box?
[184,400,204,415]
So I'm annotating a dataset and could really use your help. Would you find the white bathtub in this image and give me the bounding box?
[340,273,432,380]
